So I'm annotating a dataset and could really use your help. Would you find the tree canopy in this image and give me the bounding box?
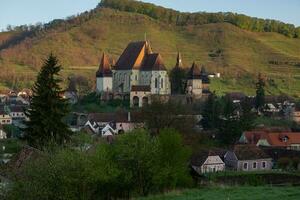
[99,0,300,38]
[24,54,71,150]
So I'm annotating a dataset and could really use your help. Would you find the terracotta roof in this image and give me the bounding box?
[233,145,270,160]
[267,132,300,147]
[142,53,166,71]
[114,41,166,71]
[115,41,149,70]
[131,85,151,92]
[96,53,112,77]
[243,131,300,147]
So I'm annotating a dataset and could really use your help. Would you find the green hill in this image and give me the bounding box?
[0,0,300,97]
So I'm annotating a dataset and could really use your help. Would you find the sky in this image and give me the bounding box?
[0,0,299,31]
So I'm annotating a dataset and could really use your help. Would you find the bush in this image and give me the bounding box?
[6,129,191,199]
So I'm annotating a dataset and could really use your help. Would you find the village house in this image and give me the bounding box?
[191,150,226,174]
[0,107,12,125]
[224,145,273,171]
[9,106,25,120]
[239,130,300,151]
[84,111,144,136]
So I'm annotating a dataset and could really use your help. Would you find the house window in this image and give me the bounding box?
[253,162,257,169]
[262,161,266,169]
[155,78,158,88]
[161,78,164,89]
[243,162,248,170]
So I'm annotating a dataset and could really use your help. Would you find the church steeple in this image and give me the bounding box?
[96,53,112,78]
[175,52,183,68]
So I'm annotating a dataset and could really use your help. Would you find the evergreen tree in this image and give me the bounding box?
[170,66,186,94]
[255,73,265,110]
[202,92,222,129]
[24,54,71,150]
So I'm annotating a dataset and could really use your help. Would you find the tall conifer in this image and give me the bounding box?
[24,54,71,150]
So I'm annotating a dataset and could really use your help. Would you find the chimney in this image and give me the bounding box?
[128,112,131,122]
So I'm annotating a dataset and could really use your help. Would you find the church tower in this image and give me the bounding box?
[171,52,185,94]
[96,53,113,93]
[186,62,202,97]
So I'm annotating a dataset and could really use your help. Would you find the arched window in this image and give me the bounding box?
[155,78,158,88]
[161,78,164,88]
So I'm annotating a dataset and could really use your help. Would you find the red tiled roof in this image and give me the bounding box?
[96,53,112,77]
[142,53,166,71]
[114,41,166,71]
[115,41,148,70]
[244,131,300,147]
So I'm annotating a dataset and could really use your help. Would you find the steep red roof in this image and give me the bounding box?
[142,53,166,71]
[114,41,166,71]
[96,53,112,77]
[115,41,148,70]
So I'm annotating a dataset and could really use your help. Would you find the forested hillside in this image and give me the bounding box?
[0,0,300,97]
[100,0,300,38]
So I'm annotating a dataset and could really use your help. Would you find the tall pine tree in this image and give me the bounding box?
[24,54,71,150]
[255,73,265,111]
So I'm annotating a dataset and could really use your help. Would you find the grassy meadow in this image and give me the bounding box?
[137,186,300,200]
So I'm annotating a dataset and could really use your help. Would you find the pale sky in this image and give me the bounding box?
[0,0,299,31]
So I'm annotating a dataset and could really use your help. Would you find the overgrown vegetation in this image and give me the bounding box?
[100,0,300,38]
[137,186,300,200]
[6,129,192,200]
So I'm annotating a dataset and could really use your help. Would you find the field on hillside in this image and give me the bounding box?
[1,6,300,97]
[137,186,300,200]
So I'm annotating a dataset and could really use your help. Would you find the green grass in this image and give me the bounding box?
[137,186,300,200]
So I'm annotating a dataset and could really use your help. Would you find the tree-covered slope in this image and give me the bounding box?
[0,1,299,97]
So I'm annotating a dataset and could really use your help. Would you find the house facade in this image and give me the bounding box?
[191,150,225,174]
[224,145,273,171]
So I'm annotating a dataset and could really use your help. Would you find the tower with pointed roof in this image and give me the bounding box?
[171,52,186,94]
[96,53,113,94]
[186,62,203,97]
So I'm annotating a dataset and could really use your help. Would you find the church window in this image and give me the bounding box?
[161,78,164,88]
[155,78,158,88]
